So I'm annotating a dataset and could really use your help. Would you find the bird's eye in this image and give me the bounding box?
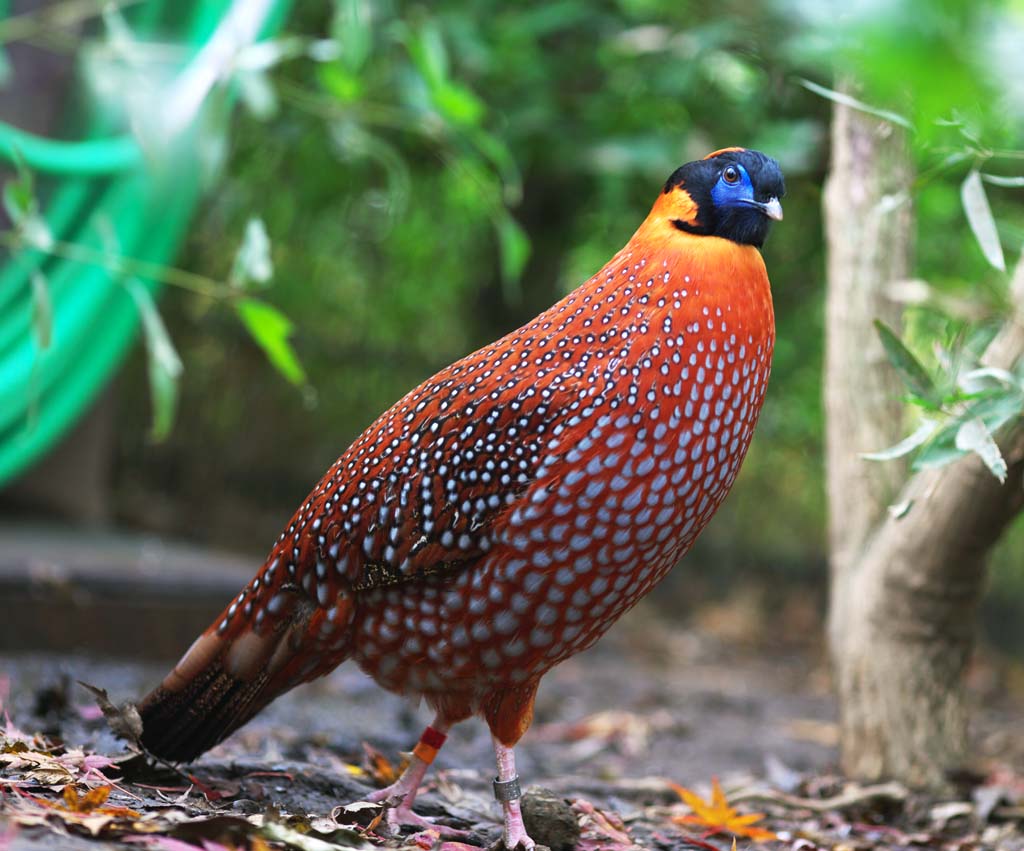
[722,165,740,184]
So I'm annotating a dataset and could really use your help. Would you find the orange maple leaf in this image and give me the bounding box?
[669,777,777,843]
[60,784,141,819]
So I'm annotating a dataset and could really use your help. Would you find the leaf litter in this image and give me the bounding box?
[2,622,1023,851]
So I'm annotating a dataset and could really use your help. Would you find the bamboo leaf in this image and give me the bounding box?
[873,320,940,406]
[887,499,913,519]
[955,417,1007,483]
[797,78,912,129]
[331,0,371,73]
[432,81,486,126]
[230,217,273,289]
[958,366,1021,394]
[126,279,183,442]
[861,419,937,461]
[966,391,1024,434]
[2,158,52,249]
[961,169,1006,272]
[980,173,1024,188]
[306,39,341,63]
[407,20,448,88]
[235,297,306,385]
[237,70,279,120]
[2,168,32,225]
[30,272,52,350]
[234,37,306,72]
[912,422,964,471]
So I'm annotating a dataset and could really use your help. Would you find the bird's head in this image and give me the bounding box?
[660,148,785,248]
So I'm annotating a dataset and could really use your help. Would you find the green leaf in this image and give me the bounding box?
[887,499,913,519]
[961,169,1006,272]
[495,213,531,295]
[407,20,449,88]
[3,161,34,227]
[912,422,964,470]
[126,279,183,442]
[432,81,485,126]
[981,173,1024,188]
[955,417,1007,483]
[965,390,1024,435]
[958,367,1020,394]
[235,298,306,386]
[798,78,912,129]
[230,217,273,290]
[317,62,364,102]
[874,320,940,406]
[237,70,279,120]
[101,2,135,49]
[331,0,372,73]
[306,39,341,63]
[234,37,306,72]
[912,391,1023,475]
[861,418,937,461]
[30,272,52,350]
[468,128,522,205]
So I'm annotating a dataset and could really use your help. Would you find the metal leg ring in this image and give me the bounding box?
[492,775,522,803]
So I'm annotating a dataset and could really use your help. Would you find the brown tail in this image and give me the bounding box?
[139,591,354,762]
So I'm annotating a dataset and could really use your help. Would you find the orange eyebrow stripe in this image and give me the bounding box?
[704,146,746,160]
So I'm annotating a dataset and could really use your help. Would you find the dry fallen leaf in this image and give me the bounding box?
[361,742,408,787]
[6,785,142,838]
[78,682,143,746]
[573,798,643,851]
[0,749,75,786]
[534,709,676,757]
[670,777,777,843]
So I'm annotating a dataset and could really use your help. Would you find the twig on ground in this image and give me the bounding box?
[727,781,910,812]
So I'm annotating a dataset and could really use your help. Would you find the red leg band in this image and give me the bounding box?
[411,725,448,765]
[420,726,447,750]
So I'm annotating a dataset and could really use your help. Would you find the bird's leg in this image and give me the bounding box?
[492,736,534,851]
[366,716,467,836]
[365,720,446,807]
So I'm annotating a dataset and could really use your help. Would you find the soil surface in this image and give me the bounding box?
[1,601,1022,850]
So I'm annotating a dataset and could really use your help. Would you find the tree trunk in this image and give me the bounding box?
[823,84,912,622]
[824,85,1024,787]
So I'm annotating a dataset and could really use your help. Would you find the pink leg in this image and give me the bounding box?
[365,716,468,837]
[366,750,430,808]
[492,737,534,850]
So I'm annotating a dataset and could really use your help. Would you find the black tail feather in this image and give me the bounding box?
[138,662,276,762]
[138,592,355,763]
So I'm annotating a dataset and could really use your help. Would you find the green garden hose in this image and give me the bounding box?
[0,0,292,487]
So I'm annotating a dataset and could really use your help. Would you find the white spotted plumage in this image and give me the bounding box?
[142,151,783,798]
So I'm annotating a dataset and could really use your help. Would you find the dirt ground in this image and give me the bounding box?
[1,600,1022,851]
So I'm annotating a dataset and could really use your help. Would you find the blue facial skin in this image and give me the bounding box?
[707,160,784,247]
[710,162,756,210]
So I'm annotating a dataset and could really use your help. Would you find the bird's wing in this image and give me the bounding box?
[228,358,590,633]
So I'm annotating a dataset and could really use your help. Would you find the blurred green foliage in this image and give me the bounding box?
[108,1,1024,615]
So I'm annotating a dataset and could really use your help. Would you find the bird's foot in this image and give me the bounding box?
[367,793,470,839]
[499,816,535,850]
[384,803,470,837]
[368,774,419,802]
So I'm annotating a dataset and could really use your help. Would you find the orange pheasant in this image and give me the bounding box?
[139,147,784,849]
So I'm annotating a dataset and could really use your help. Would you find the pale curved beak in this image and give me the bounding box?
[762,196,783,221]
